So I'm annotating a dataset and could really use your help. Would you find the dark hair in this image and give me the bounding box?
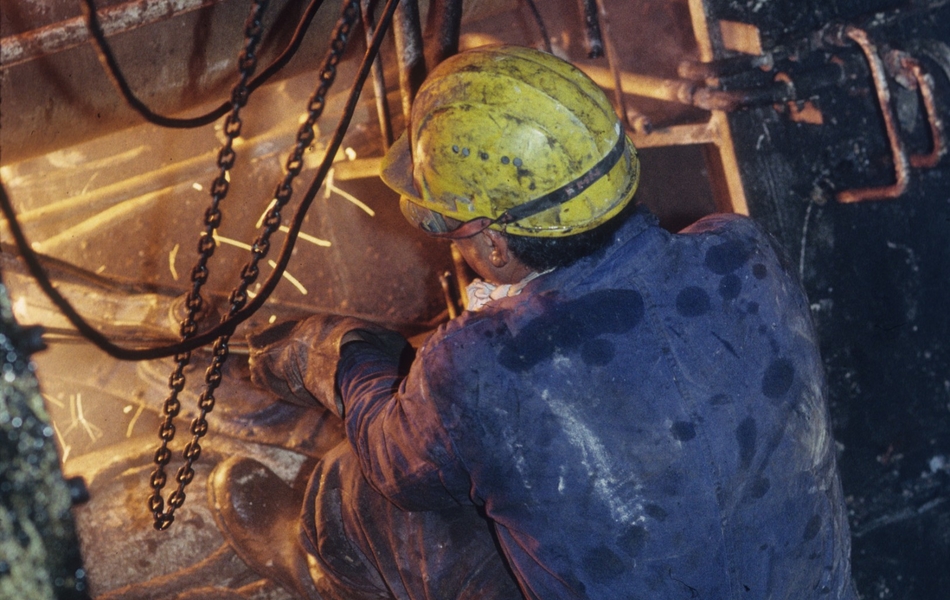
[503,204,634,271]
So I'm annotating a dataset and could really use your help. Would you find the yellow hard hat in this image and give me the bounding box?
[380,44,640,238]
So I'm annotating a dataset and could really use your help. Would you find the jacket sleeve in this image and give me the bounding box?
[336,337,474,512]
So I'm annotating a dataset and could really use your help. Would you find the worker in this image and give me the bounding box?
[210,45,858,599]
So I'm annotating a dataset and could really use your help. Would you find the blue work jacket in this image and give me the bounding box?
[336,209,857,599]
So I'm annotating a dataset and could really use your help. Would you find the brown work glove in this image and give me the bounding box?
[246,314,408,417]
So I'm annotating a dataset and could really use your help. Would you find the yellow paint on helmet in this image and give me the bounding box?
[381,44,640,238]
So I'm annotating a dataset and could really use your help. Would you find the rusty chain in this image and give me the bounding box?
[148,0,270,531]
[148,0,363,531]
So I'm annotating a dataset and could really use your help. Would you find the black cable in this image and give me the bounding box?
[251,0,327,94]
[80,0,327,129]
[521,0,552,54]
[0,0,400,361]
[0,181,216,358]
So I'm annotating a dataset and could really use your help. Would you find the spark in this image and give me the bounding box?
[211,231,252,251]
[211,231,309,295]
[255,199,331,247]
[169,243,180,280]
[126,404,144,438]
[42,393,65,409]
[291,228,331,247]
[256,199,278,228]
[76,393,102,442]
[53,421,70,463]
[268,260,307,295]
[325,168,375,216]
[61,393,103,444]
[80,171,100,195]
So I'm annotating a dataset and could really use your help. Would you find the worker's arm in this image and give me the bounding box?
[335,337,473,511]
[247,314,471,511]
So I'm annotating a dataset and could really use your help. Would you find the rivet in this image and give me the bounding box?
[461,147,470,157]
[513,157,523,167]
[501,156,510,164]
[479,151,489,160]
[452,145,460,153]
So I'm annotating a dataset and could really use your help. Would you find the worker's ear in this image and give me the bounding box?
[483,229,510,268]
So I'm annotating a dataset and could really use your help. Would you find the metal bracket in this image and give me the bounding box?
[829,26,945,203]
[885,50,947,169]
[832,26,910,203]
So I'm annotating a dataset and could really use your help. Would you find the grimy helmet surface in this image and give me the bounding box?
[381,44,640,238]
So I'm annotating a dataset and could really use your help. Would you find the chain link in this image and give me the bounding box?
[149,0,270,531]
[148,0,362,531]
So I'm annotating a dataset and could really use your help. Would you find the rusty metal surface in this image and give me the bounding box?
[1,63,455,333]
[1,0,224,68]
[65,435,311,599]
[391,0,426,123]
[421,0,462,69]
[0,0,327,164]
[0,0,518,165]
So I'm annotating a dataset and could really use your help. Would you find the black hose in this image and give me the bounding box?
[79,0,327,129]
[521,0,552,54]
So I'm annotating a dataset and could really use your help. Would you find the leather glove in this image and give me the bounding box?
[246,314,408,417]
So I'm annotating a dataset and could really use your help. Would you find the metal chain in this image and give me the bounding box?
[148,0,362,531]
[149,0,271,531]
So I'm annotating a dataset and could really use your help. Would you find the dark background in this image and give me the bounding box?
[704,1,950,597]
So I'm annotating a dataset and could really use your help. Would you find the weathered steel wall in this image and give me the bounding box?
[701,0,950,598]
[0,0,517,165]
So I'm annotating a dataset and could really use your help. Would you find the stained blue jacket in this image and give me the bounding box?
[335,209,857,599]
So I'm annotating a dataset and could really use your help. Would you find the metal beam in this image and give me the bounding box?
[1,0,224,69]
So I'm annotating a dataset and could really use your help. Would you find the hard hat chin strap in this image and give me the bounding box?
[430,133,629,240]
